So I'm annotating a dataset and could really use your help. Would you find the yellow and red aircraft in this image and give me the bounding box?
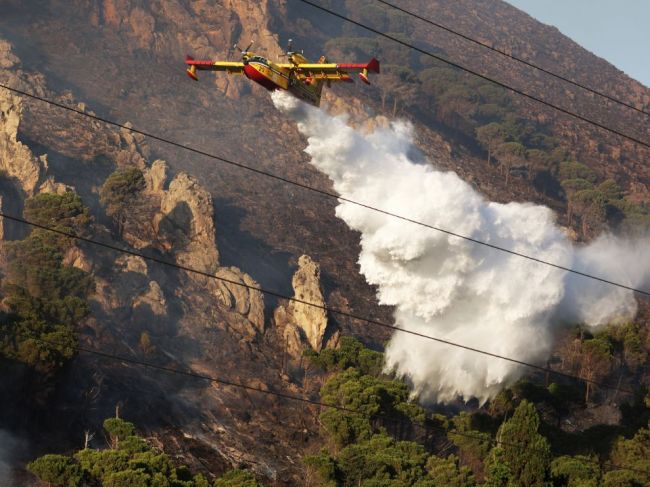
[185,40,380,107]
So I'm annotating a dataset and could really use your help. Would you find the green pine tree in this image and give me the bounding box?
[488,400,551,487]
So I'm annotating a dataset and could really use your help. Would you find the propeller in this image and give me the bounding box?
[233,40,254,57]
[280,38,294,58]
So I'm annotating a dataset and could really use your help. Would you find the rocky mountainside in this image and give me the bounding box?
[399,0,650,200]
[0,38,341,484]
[0,0,649,484]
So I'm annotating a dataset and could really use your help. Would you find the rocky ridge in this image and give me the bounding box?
[0,37,329,483]
[274,254,334,356]
[0,45,46,197]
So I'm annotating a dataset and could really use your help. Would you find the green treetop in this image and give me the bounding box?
[487,400,551,487]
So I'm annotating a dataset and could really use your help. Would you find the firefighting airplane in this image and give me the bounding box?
[185,40,380,107]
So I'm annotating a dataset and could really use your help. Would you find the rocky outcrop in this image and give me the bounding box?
[0,83,47,196]
[116,254,149,275]
[0,39,73,200]
[64,246,94,273]
[114,123,149,169]
[144,159,168,193]
[211,267,265,333]
[155,171,219,273]
[143,162,264,333]
[229,0,284,60]
[133,280,167,316]
[38,177,74,195]
[274,255,330,355]
[0,39,19,69]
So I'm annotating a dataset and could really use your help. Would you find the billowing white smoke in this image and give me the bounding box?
[272,92,650,404]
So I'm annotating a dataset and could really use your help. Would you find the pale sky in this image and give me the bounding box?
[506,0,650,87]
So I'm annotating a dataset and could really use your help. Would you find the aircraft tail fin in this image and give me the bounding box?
[367,58,380,74]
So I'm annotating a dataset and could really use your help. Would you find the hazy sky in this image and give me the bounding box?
[506,0,650,87]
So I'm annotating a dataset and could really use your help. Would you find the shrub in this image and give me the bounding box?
[100,166,145,218]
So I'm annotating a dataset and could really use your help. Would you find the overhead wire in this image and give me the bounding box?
[1,210,639,397]
[1,82,649,299]
[375,0,650,118]
[294,0,650,149]
[1,78,646,481]
[24,332,650,478]
[0,11,647,480]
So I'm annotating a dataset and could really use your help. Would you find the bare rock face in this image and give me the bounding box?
[229,0,284,60]
[0,88,46,196]
[145,159,168,193]
[38,177,74,195]
[274,255,329,354]
[0,39,71,199]
[114,123,149,169]
[0,39,19,69]
[63,246,94,273]
[116,254,149,275]
[155,171,219,274]
[120,157,265,336]
[133,280,167,317]
[211,267,265,333]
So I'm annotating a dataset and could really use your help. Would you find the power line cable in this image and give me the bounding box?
[1,83,648,299]
[1,210,639,397]
[0,25,646,482]
[25,333,650,478]
[375,0,650,118]
[294,0,650,149]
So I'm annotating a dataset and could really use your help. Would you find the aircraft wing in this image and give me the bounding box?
[185,55,245,80]
[280,58,380,84]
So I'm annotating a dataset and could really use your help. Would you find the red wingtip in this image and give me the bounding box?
[185,54,195,63]
[367,58,380,74]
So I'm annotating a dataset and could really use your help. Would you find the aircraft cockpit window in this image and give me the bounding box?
[250,56,267,64]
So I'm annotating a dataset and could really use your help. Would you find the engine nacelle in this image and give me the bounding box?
[186,63,198,81]
[359,68,370,85]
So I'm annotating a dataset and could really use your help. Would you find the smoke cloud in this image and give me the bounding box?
[0,429,23,487]
[272,92,650,404]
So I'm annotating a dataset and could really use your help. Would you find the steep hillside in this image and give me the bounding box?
[0,39,341,484]
[280,0,650,202]
[1,0,649,485]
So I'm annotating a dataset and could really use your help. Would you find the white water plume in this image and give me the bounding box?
[272,91,650,404]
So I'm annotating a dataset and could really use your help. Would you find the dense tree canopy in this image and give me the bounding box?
[99,165,146,234]
[488,400,551,486]
[1,191,92,374]
[28,417,260,487]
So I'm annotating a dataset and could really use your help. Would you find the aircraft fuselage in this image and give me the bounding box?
[243,56,322,107]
